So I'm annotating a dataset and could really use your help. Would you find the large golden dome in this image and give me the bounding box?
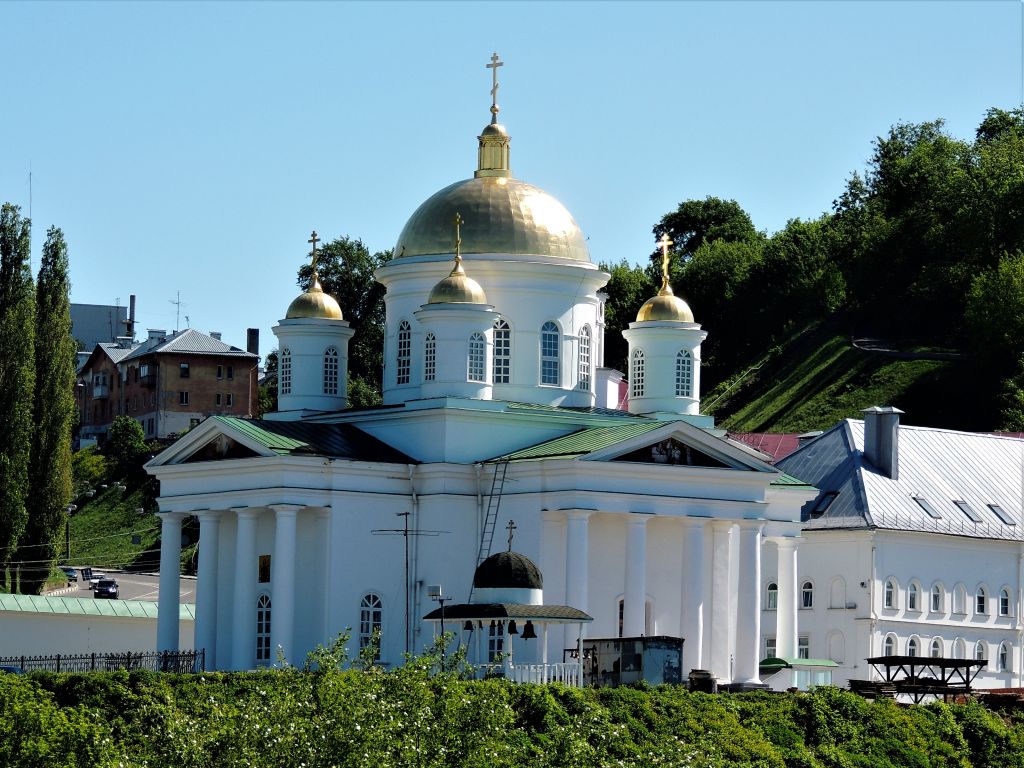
[394,176,590,263]
[286,278,344,320]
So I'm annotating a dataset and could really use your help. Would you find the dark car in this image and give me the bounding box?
[59,566,78,582]
[93,579,119,599]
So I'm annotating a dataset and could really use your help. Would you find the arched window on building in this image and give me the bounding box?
[631,349,645,399]
[907,637,919,657]
[256,594,272,664]
[883,635,896,656]
[493,319,510,384]
[931,638,943,658]
[999,642,1011,672]
[975,640,987,663]
[766,582,778,610]
[976,586,988,615]
[801,581,814,608]
[467,332,486,382]
[578,325,591,391]
[279,349,292,396]
[396,321,411,385]
[954,638,966,659]
[908,582,920,611]
[931,583,943,612]
[359,593,383,661]
[954,584,967,614]
[424,333,436,381]
[1000,587,1011,616]
[323,347,339,395]
[884,578,896,609]
[675,349,693,397]
[540,322,559,385]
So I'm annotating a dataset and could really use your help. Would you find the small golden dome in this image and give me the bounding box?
[427,268,488,304]
[286,278,344,320]
[636,289,694,323]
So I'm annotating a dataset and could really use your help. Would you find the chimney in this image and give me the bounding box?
[147,328,166,342]
[862,406,903,480]
[210,331,222,341]
[128,295,136,339]
[247,328,259,356]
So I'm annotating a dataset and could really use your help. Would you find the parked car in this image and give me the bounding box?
[59,566,77,582]
[93,579,119,599]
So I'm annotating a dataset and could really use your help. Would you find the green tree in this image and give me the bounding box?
[0,204,36,590]
[653,196,760,263]
[19,228,76,594]
[297,236,389,404]
[107,415,146,473]
[598,259,656,374]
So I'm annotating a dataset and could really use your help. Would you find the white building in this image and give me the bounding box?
[146,59,815,685]
[773,407,1024,690]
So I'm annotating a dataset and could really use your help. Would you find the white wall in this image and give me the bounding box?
[1,610,194,658]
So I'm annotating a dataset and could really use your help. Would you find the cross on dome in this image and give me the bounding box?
[451,212,464,274]
[486,52,503,121]
[308,230,321,280]
[658,233,674,295]
[506,519,517,551]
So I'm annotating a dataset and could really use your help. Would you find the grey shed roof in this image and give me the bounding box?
[97,342,138,364]
[122,329,257,362]
[777,419,1024,541]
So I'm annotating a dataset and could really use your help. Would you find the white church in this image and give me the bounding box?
[146,56,818,686]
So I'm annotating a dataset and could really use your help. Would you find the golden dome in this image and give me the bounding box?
[394,176,590,263]
[427,269,488,304]
[286,278,344,320]
[636,289,694,323]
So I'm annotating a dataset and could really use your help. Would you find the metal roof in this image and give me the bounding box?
[423,603,593,623]
[778,419,1024,540]
[121,328,257,362]
[0,593,195,620]
[217,416,417,463]
[490,422,669,462]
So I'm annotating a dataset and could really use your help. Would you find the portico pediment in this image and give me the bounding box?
[611,436,729,468]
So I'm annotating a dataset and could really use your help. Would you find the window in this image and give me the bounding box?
[578,325,591,391]
[147,418,154,435]
[180,363,190,378]
[801,581,813,609]
[215,393,222,406]
[884,579,896,609]
[675,349,693,397]
[954,500,982,523]
[884,635,896,656]
[798,636,810,660]
[256,595,271,663]
[954,584,967,614]
[280,349,292,396]
[493,320,510,384]
[258,555,271,583]
[931,638,943,658]
[178,391,189,406]
[975,641,987,663]
[988,503,1016,525]
[954,638,966,659]
[467,332,486,382]
[396,321,411,385]
[765,637,777,658]
[907,637,919,657]
[423,333,436,381]
[631,349,645,398]
[931,584,943,612]
[226,393,233,407]
[226,365,233,380]
[766,582,778,611]
[977,586,988,615]
[908,582,920,611]
[617,598,624,638]
[1001,588,1011,617]
[488,620,504,662]
[913,495,942,519]
[217,365,223,379]
[540,322,559,385]
[323,347,339,395]
[999,642,1011,672]
[359,593,383,660]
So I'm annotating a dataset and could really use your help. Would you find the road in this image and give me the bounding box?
[52,569,196,603]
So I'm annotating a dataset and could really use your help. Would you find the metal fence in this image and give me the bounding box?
[0,649,204,674]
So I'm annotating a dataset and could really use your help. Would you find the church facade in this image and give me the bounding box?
[148,58,815,685]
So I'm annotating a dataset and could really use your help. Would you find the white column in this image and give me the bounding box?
[157,512,187,653]
[565,510,591,648]
[733,522,764,684]
[680,518,705,671]
[708,521,733,681]
[194,511,221,668]
[231,508,260,670]
[270,506,298,665]
[316,507,331,644]
[624,515,648,636]
[776,537,799,660]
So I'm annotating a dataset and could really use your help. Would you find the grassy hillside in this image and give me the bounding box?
[705,322,992,433]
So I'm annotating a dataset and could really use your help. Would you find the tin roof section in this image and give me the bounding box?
[216,416,417,463]
[0,593,195,620]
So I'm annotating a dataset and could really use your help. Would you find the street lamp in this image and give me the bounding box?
[427,584,450,668]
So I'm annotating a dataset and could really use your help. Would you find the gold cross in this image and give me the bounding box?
[308,230,321,277]
[658,233,673,290]
[486,52,503,113]
[506,519,517,552]
[452,212,464,272]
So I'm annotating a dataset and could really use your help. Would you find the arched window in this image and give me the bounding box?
[954,584,967,614]
[540,322,559,385]
[975,640,987,663]
[424,333,436,381]
[931,638,943,658]
[801,581,814,609]
[578,325,592,391]
[999,642,1011,672]
[359,593,383,661]
[323,347,339,395]
[467,332,486,382]
[675,349,693,397]
[830,577,846,609]
[907,637,919,657]
[883,635,896,656]
[493,319,510,384]
[931,584,943,612]
[954,638,966,659]
[396,321,411,385]
[908,582,920,611]
[766,582,778,610]
[1000,587,1011,616]
[631,349,645,399]
[256,594,272,664]
[884,579,896,609]
[279,349,292,396]
[976,586,988,615]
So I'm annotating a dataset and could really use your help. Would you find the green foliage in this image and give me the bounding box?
[654,196,761,261]
[106,415,147,472]
[599,259,655,374]
[71,446,109,498]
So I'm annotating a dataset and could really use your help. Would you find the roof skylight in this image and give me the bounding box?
[953,500,983,523]
[811,491,839,517]
[988,504,1016,526]
[912,496,942,519]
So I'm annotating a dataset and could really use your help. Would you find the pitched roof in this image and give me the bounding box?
[777,420,1024,540]
[122,329,257,362]
[490,422,669,461]
[0,593,195,620]
[215,416,417,463]
[728,433,803,462]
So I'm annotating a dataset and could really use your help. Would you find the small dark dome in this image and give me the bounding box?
[473,551,543,590]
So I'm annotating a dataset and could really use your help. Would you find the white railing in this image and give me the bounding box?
[480,662,583,686]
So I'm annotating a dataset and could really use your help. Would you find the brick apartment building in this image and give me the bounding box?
[79,328,259,441]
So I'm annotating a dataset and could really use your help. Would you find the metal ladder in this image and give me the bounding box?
[468,460,510,602]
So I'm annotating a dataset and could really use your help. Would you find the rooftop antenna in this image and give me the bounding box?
[169,291,186,332]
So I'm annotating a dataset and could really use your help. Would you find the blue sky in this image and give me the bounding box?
[1,1,1020,355]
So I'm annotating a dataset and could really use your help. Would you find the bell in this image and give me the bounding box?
[463,620,474,632]
[508,620,519,635]
[520,620,537,640]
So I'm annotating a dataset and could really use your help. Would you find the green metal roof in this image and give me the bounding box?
[0,593,195,620]
[490,422,672,462]
[771,473,815,488]
[215,416,416,463]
